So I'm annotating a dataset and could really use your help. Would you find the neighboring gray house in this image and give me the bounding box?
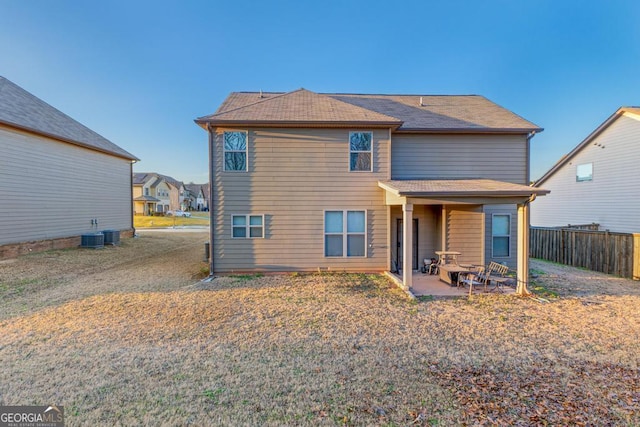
[531,107,640,233]
[0,76,138,257]
[195,89,548,291]
[185,183,209,211]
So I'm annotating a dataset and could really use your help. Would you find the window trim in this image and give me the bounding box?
[223,131,248,172]
[576,162,593,182]
[231,214,264,239]
[323,209,367,258]
[491,213,511,258]
[349,131,373,172]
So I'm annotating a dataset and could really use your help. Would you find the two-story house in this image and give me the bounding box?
[195,89,548,293]
[132,172,175,215]
[0,76,138,258]
[531,107,640,233]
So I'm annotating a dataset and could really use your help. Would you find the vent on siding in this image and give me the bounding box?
[81,232,104,249]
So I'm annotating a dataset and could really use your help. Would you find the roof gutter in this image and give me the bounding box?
[394,127,544,134]
[0,120,139,161]
[195,119,403,130]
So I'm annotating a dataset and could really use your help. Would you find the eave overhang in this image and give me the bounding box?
[194,119,402,130]
[393,127,544,134]
[0,120,140,162]
[379,179,549,206]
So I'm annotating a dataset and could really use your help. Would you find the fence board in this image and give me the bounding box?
[530,227,634,278]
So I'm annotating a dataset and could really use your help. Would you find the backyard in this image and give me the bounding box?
[133,211,210,228]
[1,230,639,425]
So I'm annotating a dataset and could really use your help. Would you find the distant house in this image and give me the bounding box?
[132,172,185,214]
[0,76,138,258]
[195,89,548,292]
[531,107,640,233]
[185,183,209,211]
[132,173,161,215]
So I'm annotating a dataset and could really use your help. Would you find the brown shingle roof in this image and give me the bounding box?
[196,89,401,127]
[0,76,138,160]
[379,179,549,197]
[197,89,541,133]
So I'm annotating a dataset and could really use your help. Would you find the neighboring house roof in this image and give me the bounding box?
[0,76,138,161]
[184,183,203,195]
[133,172,184,190]
[534,106,640,187]
[379,179,550,197]
[133,172,154,186]
[196,88,542,133]
[156,173,184,190]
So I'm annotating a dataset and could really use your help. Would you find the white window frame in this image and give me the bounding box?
[491,213,511,258]
[231,214,264,239]
[576,162,593,182]
[323,210,367,258]
[349,131,373,172]
[223,131,248,172]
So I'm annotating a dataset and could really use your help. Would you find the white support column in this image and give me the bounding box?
[516,203,531,295]
[402,203,414,289]
[441,205,447,251]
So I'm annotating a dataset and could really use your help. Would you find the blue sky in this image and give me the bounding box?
[1,1,639,183]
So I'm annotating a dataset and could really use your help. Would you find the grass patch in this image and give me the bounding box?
[530,281,560,298]
[2,237,640,425]
[133,215,209,228]
[230,273,264,283]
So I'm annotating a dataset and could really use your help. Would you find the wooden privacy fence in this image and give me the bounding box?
[530,227,640,279]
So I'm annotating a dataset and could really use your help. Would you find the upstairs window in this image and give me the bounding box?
[232,215,263,238]
[576,163,593,182]
[492,214,511,258]
[324,210,366,257]
[224,131,248,171]
[349,132,372,172]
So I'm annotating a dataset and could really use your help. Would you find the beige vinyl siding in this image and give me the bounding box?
[483,204,517,270]
[445,205,484,266]
[391,134,528,184]
[390,205,440,268]
[212,128,390,272]
[531,115,640,233]
[0,125,133,245]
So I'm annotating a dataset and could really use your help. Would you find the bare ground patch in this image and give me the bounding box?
[1,241,640,425]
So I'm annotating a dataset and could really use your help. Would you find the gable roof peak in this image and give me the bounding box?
[0,76,138,161]
[196,89,541,133]
[196,88,402,127]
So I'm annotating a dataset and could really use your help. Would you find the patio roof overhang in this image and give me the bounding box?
[133,195,161,202]
[378,179,550,206]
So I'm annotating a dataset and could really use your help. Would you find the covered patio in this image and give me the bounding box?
[379,179,549,295]
[387,271,516,297]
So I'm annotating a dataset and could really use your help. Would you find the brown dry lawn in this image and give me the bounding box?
[1,230,640,426]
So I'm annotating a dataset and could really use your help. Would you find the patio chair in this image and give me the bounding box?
[485,262,509,292]
[457,266,486,297]
[426,257,440,275]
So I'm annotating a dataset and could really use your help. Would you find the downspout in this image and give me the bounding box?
[208,123,215,276]
[130,161,136,236]
[525,131,536,185]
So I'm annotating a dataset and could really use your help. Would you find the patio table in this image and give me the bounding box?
[438,263,473,286]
